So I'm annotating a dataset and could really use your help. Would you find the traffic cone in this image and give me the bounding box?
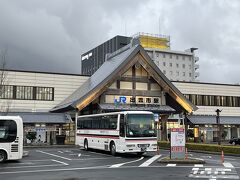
[221,150,224,163]
[185,148,188,160]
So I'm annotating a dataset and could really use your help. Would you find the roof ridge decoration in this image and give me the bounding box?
[51,45,197,113]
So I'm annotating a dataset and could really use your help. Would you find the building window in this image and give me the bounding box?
[169,63,172,67]
[189,56,192,61]
[189,94,197,105]
[182,56,185,60]
[36,87,54,101]
[176,71,179,76]
[0,85,54,101]
[189,65,192,69]
[163,70,166,74]
[176,63,179,68]
[196,95,203,106]
[0,85,13,99]
[189,73,192,77]
[182,64,185,68]
[163,62,166,66]
[163,53,166,58]
[183,72,185,76]
[16,86,33,100]
[227,96,233,107]
[176,55,179,60]
[170,54,172,59]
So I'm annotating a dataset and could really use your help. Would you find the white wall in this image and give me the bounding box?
[1,70,89,112]
[173,81,240,116]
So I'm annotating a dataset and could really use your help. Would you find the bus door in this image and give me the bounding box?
[118,114,125,148]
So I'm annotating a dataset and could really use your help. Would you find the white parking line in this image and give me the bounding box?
[166,164,176,167]
[223,162,234,168]
[0,164,64,169]
[17,162,35,165]
[110,157,144,168]
[87,151,113,157]
[25,159,52,162]
[51,159,69,166]
[36,150,72,161]
[139,155,161,167]
[71,157,110,161]
[192,167,199,171]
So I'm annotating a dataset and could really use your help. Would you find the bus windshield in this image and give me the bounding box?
[126,114,156,137]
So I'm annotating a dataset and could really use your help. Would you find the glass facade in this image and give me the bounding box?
[185,94,240,107]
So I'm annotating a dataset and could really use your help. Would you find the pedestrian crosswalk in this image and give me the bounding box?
[189,162,239,179]
[139,155,161,167]
[108,154,239,180]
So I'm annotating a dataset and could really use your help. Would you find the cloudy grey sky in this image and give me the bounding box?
[0,0,240,84]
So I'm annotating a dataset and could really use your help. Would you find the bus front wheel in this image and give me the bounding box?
[110,142,116,156]
[84,139,88,151]
[0,150,7,163]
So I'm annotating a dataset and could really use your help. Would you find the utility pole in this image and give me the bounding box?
[216,109,222,145]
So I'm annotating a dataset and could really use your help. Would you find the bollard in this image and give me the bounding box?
[185,147,188,160]
[221,150,224,163]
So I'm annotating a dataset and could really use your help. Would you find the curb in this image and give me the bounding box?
[159,147,240,157]
[158,157,205,164]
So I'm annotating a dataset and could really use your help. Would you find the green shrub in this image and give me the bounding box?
[158,141,240,155]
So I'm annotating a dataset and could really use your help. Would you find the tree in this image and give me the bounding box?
[26,131,37,143]
[0,48,10,114]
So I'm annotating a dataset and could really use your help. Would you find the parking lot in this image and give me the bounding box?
[1,147,240,180]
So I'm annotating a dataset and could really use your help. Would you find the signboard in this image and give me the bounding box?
[170,128,185,159]
[154,114,159,122]
[114,96,127,105]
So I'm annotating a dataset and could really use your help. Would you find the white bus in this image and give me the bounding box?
[0,116,23,162]
[76,111,157,155]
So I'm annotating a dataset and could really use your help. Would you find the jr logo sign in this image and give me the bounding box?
[114,96,127,104]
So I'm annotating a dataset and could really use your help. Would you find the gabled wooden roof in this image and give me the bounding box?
[51,45,197,113]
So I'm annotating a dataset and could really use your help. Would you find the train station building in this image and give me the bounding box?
[51,44,197,141]
[1,44,240,145]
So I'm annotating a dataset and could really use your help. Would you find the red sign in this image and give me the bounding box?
[171,146,185,152]
[171,128,185,132]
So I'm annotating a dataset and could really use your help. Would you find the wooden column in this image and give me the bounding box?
[160,115,169,141]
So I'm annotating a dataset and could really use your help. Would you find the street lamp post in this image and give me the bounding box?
[216,109,222,145]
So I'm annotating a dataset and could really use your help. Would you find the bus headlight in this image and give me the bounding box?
[126,144,135,147]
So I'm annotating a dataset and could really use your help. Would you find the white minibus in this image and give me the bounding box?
[0,116,23,162]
